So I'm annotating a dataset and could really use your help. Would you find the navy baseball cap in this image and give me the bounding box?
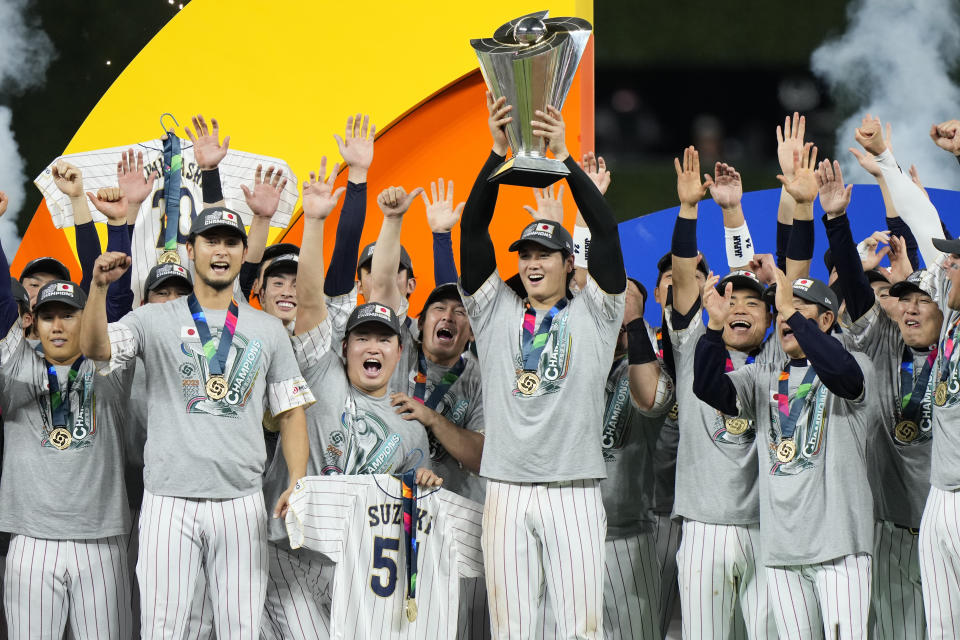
[189,207,247,240]
[262,253,299,281]
[358,242,413,273]
[20,257,71,282]
[143,263,193,296]
[346,302,402,336]
[656,252,709,277]
[716,269,765,297]
[865,269,890,285]
[933,237,960,255]
[262,243,300,263]
[419,283,462,316]
[509,220,574,254]
[34,280,86,312]
[790,277,839,314]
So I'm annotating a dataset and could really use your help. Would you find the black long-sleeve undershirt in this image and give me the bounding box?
[693,313,864,415]
[458,152,504,295]
[823,213,874,323]
[886,216,920,272]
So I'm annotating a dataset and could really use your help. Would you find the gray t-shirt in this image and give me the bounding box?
[0,322,132,539]
[667,305,778,525]
[931,263,960,490]
[391,346,486,504]
[103,297,313,499]
[460,271,624,483]
[601,357,668,537]
[262,320,430,541]
[844,302,933,527]
[727,351,878,566]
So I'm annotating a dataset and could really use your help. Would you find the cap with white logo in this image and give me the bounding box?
[189,206,247,240]
[716,269,766,298]
[791,277,838,314]
[34,280,87,312]
[508,219,574,254]
[144,263,193,296]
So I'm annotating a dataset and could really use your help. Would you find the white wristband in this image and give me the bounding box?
[573,225,591,269]
[724,222,754,269]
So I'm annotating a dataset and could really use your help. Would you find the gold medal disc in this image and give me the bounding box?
[936,382,949,407]
[776,438,797,463]
[158,250,181,265]
[725,417,749,435]
[895,420,919,443]
[406,597,418,622]
[205,375,229,400]
[516,371,540,395]
[50,427,72,450]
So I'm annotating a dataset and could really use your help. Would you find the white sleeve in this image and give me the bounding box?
[875,149,944,267]
[0,320,25,368]
[724,222,755,269]
[291,317,333,370]
[95,322,140,375]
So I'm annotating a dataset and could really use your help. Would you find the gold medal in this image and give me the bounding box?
[725,417,749,436]
[406,597,418,622]
[936,382,949,407]
[668,403,679,420]
[158,250,181,265]
[205,374,229,400]
[776,438,797,463]
[516,371,540,395]
[49,427,72,451]
[895,420,919,443]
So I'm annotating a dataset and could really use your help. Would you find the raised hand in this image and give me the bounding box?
[624,281,645,325]
[421,178,465,233]
[702,272,732,330]
[773,268,797,318]
[706,162,743,209]
[815,159,853,217]
[747,253,778,285]
[117,149,158,206]
[929,119,960,155]
[301,157,345,222]
[859,230,890,271]
[522,183,565,224]
[51,160,84,198]
[0,191,7,218]
[888,235,914,282]
[92,251,131,287]
[334,114,376,173]
[531,105,569,161]
[377,185,425,219]
[776,143,818,204]
[580,152,611,195]
[776,112,806,178]
[853,113,889,156]
[184,114,230,170]
[241,165,287,219]
[86,187,129,223]
[674,146,711,206]
[486,92,513,156]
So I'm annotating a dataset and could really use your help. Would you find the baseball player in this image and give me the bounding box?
[668,147,781,639]
[283,473,478,640]
[0,272,134,639]
[457,94,626,639]
[819,158,938,639]
[695,270,878,639]
[79,208,314,639]
[260,165,431,640]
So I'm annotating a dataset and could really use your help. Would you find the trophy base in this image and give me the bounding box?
[487,156,570,188]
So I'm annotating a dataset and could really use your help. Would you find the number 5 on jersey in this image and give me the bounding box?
[371,536,400,597]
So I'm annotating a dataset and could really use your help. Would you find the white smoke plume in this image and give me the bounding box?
[812,0,960,189]
[0,0,55,254]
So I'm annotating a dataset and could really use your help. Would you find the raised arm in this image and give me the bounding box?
[80,252,133,362]
[693,274,741,415]
[777,143,819,281]
[325,114,375,297]
[185,114,229,209]
[51,161,96,290]
[239,165,287,299]
[294,159,345,336]
[623,285,666,412]
[671,146,711,316]
[86,187,135,319]
[421,178,464,285]
[459,92,510,294]
[707,162,754,270]
[116,149,158,229]
[370,185,424,312]
[776,113,805,271]
[0,193,20,336]
[570,152,611,291]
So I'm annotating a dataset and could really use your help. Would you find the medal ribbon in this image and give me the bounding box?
[655,328,663,360]
[162,134,183,252]
[724,352,756,374]
[938,315,960,383]
[900,345,938,421]
[413,348,466,410]
[46,357,86,428]
[186,294,239,376]
[400,469,419,617]
[521,299,568,371]
[776,362,819,440]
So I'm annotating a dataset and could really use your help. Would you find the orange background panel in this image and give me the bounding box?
[12,201,81,281]
[280,63,593,314]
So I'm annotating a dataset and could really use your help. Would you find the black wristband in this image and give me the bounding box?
[671,217,699,258]
[626,318,657,365]
[201,169,223,203]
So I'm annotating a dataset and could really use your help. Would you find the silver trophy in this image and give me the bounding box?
[471,11,592,188]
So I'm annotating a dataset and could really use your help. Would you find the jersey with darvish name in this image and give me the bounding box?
[34,140,299,306]
[285,475,484,640]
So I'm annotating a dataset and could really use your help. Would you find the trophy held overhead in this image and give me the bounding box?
[470,11,592,188]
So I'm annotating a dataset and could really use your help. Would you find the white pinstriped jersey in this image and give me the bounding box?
[34,140,298,306]
[285,475,484,640]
